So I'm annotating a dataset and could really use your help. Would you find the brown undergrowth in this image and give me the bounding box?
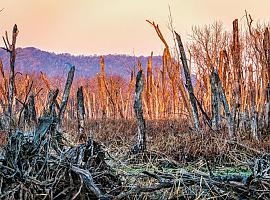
[64,119,270,165]
[1,119,269,199]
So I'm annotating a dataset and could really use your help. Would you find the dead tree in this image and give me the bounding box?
[2,24,19,132]
[232,19,242,133]
[98,56,107,118]
[77,86,86,143]
[210,71,221,130]
[58,65,75,127]
[213,70,234,138]
[132,70,146,153]
[175,31,200,130]
[263,28,270,129]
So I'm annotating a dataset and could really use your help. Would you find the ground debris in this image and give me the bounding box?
[0,127,269,199]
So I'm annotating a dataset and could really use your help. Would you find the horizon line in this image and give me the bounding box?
[10,46,163,58]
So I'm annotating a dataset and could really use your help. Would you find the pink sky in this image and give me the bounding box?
[0,0,269,56]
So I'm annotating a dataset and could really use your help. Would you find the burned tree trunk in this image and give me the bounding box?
[4,25,19,132]
[175,31,200,130]
[210,71,221,130]
[77,86,86,143]
[132,70,146,153]
[213,70,234,138]
[58,65,75,127]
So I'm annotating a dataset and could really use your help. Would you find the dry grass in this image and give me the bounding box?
[63,119,270,165]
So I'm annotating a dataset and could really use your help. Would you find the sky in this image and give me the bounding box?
[0,0,269,56]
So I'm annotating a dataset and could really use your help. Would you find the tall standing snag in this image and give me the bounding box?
[58,65,75,127]
[263,28,270,129]
[175,31,200,130]
[133,70,146,153]
[3,24,19,132]
[232,19,242,133]
[213,70,234,138]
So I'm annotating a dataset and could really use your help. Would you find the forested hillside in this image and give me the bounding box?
[0,47,163,78]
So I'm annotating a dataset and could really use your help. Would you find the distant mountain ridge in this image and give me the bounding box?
[0,47,163,79]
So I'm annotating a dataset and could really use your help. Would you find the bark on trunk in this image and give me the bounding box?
[28,94,37,124]
[263,28,270,129]
[250,87,259,140]
[99,56,107,119]
[0,59,8,111]
[210,71,221,130]
[232,19,242,133]
[77,86,86,143]
[132,70,146,153]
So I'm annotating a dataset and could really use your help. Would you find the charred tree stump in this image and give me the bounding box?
[28,94,37,124]
[175,31,200,130]
[58,65,75,128]
[34,89,59,146]
[132,70,146,154]
[43,89,59,118]
[77,86,86,143]
[22,103,30,130]
[23,94,37,132]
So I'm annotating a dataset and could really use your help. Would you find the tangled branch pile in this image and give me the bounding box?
[0,126,122,199]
